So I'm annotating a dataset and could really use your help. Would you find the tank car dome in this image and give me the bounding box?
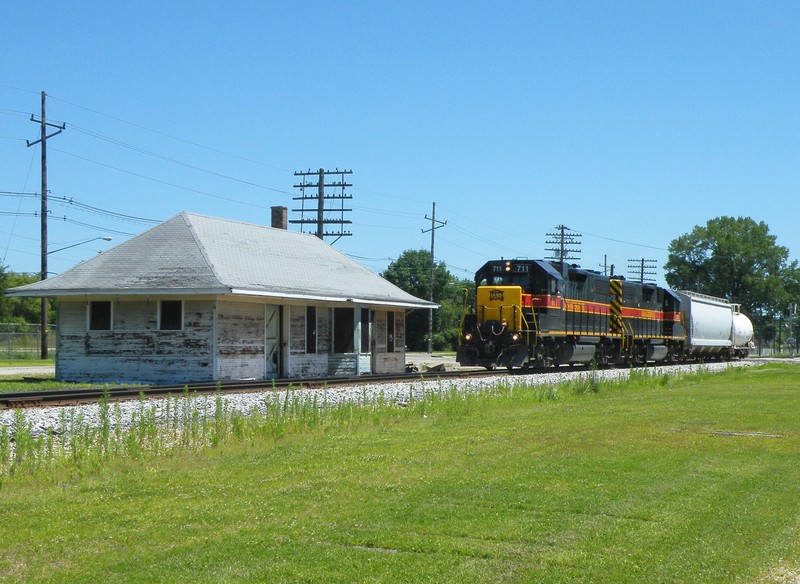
[733,312,754,348]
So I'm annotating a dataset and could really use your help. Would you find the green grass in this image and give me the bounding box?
[0,356,55,367]
[0,364,798,582]
[0,378,117,393]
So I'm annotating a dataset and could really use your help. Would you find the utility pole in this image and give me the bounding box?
[422,202,446,354]
[26,91,65,359]
[599,254,609,276]
[627,258,657,283]
[545,225,581,276]
[291,168,353,243]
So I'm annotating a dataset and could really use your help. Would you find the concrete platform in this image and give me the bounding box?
[404,352,470,372]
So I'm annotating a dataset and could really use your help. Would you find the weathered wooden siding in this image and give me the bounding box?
[328,354,358,376]
[287,305,327,377]
[56,299,215,384]
[289,305,306,353]
[216,301,266,380]
[54,298,407,382]
[374,310,387,353]
[317,308,331,353]
[393,312,406,352]
[371,311,406,374]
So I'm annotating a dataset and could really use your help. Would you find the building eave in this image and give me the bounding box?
[4,287,233,298]
[4,286,439,310]
[229,288,438,309]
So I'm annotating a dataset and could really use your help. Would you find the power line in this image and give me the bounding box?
[68,123,293,195]
[0,212,136,236]
[0,191,160,225]
[51,215,136,237]
[49,194,159,225]
[47,93,294,174]
[50,147,273,210]
[579,228,668,252]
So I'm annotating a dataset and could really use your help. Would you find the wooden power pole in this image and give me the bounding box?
[291,168,353,243]
[26,91,65,359]
[422,202,446,354]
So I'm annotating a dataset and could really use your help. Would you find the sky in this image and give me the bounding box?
[1,1,798,287]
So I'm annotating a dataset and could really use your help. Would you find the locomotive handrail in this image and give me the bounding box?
[622,315,636,349]
[458,287,471,336]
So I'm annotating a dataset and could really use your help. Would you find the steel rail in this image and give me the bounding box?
[0,368,495,409]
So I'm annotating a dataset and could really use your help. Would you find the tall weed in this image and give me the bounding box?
[0,363,764,483]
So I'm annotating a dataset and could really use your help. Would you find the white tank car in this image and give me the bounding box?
[674,290,753,358]
[732,311,755,356]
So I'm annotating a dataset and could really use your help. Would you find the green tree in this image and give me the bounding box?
[0,271,43,324]
[382,250,471,351]
[664,216,800,338]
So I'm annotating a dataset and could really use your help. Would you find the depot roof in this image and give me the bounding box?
[6,212,437,309]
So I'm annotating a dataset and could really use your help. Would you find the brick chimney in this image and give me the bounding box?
[271,206,288,229]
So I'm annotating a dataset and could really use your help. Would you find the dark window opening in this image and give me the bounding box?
[334,307,354,353]
[306,306,317,354]
[360,308,370,354]
[89,301,112,331]
[387,311,395,353]
[160,300,183,331]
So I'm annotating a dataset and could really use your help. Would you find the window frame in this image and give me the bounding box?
[333,307,355,354]
[360,308,371,354]
[88,300,113,331]
[159,300,184,331]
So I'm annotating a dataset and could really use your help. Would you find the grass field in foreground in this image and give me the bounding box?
[0,364,799,582]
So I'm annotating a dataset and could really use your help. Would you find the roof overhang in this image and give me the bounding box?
[229,288,438,310]
[4,286,439,310]
[4,287,232,298]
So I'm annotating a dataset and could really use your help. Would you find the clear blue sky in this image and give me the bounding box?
[2,1,798,287]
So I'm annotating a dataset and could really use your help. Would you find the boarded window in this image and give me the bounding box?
[387,311,395,352]
[306,306,317,354]
[334,307,354,353]
[160,300,183,331]
[360,308,370,354]
[89,301,112,331]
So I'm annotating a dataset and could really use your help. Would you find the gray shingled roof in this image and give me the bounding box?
[6,212,437,309]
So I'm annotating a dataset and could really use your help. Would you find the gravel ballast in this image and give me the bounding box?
[0,361,758,441]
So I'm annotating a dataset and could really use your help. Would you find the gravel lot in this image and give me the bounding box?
[0,365,55,378]
[0,360,759,440]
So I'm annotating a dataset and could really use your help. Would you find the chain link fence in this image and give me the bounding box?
[0,323,56,357]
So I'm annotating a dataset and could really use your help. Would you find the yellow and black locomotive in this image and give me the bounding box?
[456,259,751,370]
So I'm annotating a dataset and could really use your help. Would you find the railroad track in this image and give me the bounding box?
[4,357,739,410]
[0,367,497,409]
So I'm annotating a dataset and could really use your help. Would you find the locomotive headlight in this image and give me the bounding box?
[504,261,512,272]
[511,333,519,342]
[463,333,472,342]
